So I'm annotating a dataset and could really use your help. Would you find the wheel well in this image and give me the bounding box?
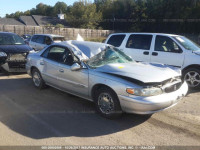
[91,84,116,100]
[30,66,38,76]
[182,65,200,73]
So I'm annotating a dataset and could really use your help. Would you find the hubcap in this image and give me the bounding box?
[98,93,114,114]
[33,72,41,87]
[184,71,200,87]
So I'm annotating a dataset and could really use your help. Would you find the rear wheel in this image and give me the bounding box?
[32,68,46,89]
[94,87,122,119]
[183,68,200,90]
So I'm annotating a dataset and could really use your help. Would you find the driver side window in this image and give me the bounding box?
[42,46,74,66]
[155,36,182,53]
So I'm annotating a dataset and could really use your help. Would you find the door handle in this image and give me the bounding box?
[152,52,158,56]
[59,69,64,73]
[143,51,149,55]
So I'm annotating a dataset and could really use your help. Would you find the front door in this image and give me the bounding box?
[150,35,185,67]
[57,47,89,98]
[35,35,47,51]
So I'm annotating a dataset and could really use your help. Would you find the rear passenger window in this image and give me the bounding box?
[107,35,126,47]
[126,34,153,50]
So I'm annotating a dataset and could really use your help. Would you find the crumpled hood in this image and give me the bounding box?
[95,62,180,83]
[193,50,200,56]
[0,45,32,53]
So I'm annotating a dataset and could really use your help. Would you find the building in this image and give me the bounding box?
[0,15,69,27]
[0,18,24,26]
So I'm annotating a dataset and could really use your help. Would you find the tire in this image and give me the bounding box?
[32,68,46,89]
[183,67,200,90]
[94,87,122,119]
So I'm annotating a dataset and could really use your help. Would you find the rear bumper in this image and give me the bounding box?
[118,82,188,114]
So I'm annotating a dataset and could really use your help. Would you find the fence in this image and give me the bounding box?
[0,25,113,40]
[0,25,200,44]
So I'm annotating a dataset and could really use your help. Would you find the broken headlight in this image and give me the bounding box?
[0,52,7,57]
[126,87,163,97]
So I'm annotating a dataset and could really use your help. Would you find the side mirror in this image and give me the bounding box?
[71,63,81,71]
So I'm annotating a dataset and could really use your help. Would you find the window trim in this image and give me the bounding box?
[125,34,153,50]
[154,35,183,54]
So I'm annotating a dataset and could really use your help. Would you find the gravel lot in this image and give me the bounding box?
[0,73,199,148]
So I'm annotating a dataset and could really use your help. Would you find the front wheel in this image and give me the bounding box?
[183,68,200,90]
[32,68,46,89]
[94,87,122,119]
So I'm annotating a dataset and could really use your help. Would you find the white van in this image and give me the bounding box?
[105,33,200,89]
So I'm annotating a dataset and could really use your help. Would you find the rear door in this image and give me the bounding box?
[150,35,185,67]
[35,35,47,51]
[29,35,38,50]
[123,34,153,62]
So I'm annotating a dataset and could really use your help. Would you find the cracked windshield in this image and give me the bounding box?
[87,47,133,68]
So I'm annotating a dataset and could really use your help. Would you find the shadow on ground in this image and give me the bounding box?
[0,76,151,139]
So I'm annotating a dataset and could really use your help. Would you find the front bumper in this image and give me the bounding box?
[25,63,31,76]
[118,82,188,114]
[0,53,28,73]
[1,61,27,72]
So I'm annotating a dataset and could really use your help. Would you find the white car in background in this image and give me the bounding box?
[105,33,200,89]
[29,34,65,51]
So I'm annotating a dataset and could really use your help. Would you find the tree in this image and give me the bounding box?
[6,11,24,19]
[55,24,64,28]
[53,2,68,15]
[35,3,51,16]
[66,1,102,29]
[4,0,200,34]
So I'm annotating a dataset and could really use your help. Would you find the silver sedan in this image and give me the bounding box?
[26,40,188,119]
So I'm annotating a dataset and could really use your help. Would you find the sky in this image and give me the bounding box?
[0,0,93,17]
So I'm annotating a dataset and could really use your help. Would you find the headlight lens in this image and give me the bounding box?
[0,52,7,57]
[126,87,163,97]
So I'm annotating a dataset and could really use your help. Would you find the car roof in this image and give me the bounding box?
[58,40,110,59]
[109,32,180,37]
[0,32,18,36]
[33,34,64,37]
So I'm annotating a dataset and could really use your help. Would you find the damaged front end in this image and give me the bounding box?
[0,51,7,66]
[105,72,183,96]
[1,52,28,72]
[125,75,183,97]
